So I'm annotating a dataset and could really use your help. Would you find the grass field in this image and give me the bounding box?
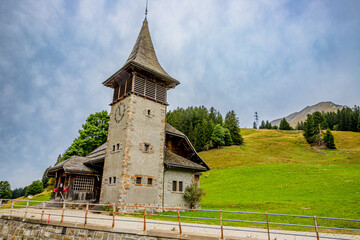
[194,129,360,231]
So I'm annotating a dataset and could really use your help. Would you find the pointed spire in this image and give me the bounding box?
[103,17,179,88]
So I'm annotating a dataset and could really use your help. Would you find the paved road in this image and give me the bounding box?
[1,208,359,240]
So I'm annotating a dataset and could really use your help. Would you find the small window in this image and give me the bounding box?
[109,177,112,184]
[113,177,116,184]
[144,144,150,152]
[147,178,153,185]
[179,181,183,192]
[172,181,177,191]
[112,145,115,151]
[148,109,151,115]
[116,143,120,150]
[136,177,142,185]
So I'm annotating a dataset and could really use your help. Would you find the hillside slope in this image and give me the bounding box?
[198,129,360,221]
[271,101,343,127]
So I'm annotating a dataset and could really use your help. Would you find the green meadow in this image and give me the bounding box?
[194,129,360,231]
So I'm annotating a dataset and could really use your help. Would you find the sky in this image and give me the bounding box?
[0,0,359,188]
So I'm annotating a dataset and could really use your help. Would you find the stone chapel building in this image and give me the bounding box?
[47,17,210,208]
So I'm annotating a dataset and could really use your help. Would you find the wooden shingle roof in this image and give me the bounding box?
[103,19,179,88]
[164,150,207,171]
[48,156,100,176]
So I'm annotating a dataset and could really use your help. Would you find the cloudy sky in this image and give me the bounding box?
[1,0,359,188]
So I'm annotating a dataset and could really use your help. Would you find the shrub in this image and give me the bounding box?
[184,184,206,209]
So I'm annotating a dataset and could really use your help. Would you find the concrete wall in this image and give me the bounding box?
[101,94,166,206]
[0,217,179,240]
[164,169,194,208]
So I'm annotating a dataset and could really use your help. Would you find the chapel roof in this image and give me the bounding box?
[164,150,207,171]
[103,18,179,88]
[48,123,209,176]
[47,155,100,177]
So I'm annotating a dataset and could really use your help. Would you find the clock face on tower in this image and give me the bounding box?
[115,102,126,123]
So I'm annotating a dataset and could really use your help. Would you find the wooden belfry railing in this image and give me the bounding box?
[0,199,359,240]
[112,74,167,104]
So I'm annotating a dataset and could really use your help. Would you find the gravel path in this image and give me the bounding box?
[1,208,359,240]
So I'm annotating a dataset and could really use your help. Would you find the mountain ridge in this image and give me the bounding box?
[271,101,344,128]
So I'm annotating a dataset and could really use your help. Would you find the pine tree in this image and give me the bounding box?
[265,120,272,129]
[253,121,257,129]
[254,112,259,128]
[224,111,243,145]
[358,113,360,132]
[259,120,265,129]
[279,118,292,130]
[224,128,233,146]
[304,114,316,144]
[312,111,324,145]
[323,128,336,149]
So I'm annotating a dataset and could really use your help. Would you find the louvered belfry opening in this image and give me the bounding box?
[112,72,167,104]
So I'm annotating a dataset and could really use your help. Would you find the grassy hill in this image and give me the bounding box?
[197,129,360,229]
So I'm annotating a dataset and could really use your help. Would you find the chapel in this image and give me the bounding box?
[47,16,210,208]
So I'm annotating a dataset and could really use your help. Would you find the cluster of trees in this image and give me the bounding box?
[257,118,292,130]
[166,106,243,152]
[57,111,109,164]
[297,106,360,132]
[303,111,336,149]
[1,166,52,200]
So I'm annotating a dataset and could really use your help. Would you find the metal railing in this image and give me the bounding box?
[0,199,359,240]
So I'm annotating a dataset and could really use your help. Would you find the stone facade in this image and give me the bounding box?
[163,170,194,208]
[100,94,166,206]
[0,217,178,240]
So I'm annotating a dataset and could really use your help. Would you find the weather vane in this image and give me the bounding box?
[145,0,148,18]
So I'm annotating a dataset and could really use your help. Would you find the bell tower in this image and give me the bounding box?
[100,18,179,205]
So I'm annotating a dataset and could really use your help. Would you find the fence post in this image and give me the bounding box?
[60,203,66,223]
[314,216,320,240]
[177,210,182,235]
[220,210,224,240]
[10,200,14,217]
[266,212,271,240]
[23,200,29,220]
[143,207,147,231]
[84,203,89,226]
[41,202,45,222]
[112,203,116,228]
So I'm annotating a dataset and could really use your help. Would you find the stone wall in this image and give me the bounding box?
[0,217,178,240]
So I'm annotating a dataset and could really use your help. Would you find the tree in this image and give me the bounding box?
[272,125,278,130]
[323,128,336,149]
[224,128,233,146]
[254,111,259,128]
[0,181,12,199]
[358,113,360,132]
[224,110,243,145]
[312,111,325,145]
[183,184,205,209]
[25,180,43,197]
[253,121,257,129]
[12,187,27,199]
[211,124,225,148]
[259,120,266,129]
[58,110,110,163]
[265,120,272,129]
[42,166,51,188]
[279,118,292,130]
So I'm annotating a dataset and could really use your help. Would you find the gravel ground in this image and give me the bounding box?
[1,207,359,240]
